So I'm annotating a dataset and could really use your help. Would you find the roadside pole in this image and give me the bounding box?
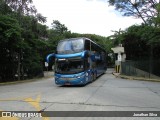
[45,62,49,76]
[111,45,125,73]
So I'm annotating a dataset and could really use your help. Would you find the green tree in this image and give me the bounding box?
[0,14,22,82]
[51,20,68,35]
[114,25,160,60]
[4,0,46,24]
[0,0,12,15]
[19,15,49,78]
[123,25,149,60]
[5,0,36,15]
[108,0,160,24]
[109,28,125,46]
[35,13,47,23]
[150,3,160,27]
[48,20,70,52]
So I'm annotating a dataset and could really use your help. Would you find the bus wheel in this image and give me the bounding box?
[94,73,97,80]
[91,73,94,82]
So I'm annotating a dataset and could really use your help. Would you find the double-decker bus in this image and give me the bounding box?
[46,37,107,85]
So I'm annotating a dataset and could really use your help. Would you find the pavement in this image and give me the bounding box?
[1,69,160,86]
[0,71,54,86]
[1,68,160,120]
[112,72,160,82]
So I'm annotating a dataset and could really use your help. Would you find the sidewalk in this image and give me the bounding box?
[44,71,54,77]
[112,72,160,82]
[0,71,54,85]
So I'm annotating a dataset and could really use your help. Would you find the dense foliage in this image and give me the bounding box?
[117,25,160,60]
[109,0,160,61]
[108,0,160,25]
[0,0,51,82]
[0,0,113,82]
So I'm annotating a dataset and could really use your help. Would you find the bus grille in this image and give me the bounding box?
[60,77,75,80]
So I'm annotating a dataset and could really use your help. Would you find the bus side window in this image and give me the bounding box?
[84,40,90,50]
[84,58,89,70]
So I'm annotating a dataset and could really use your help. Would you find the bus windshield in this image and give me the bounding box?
[55,58,84,74]
[57,38,84,54]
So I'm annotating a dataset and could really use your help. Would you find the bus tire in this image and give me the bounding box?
[91,73,94,82]
[94,73,97,81]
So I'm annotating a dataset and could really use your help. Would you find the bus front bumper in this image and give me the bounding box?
[55,77,87,85]
[54,72,89,85]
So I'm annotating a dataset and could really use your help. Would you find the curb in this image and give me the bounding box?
[0,76,53,86]
[112,72,160,82]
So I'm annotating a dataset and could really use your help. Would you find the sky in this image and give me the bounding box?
[33,0,142,37]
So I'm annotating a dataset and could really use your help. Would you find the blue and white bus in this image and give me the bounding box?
[46,37,107,85]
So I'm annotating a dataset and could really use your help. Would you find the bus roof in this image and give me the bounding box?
[58,37,106,52]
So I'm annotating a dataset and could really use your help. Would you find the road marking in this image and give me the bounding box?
[24,94,49,120]
[0,94,49,120]
[24,94,41,111]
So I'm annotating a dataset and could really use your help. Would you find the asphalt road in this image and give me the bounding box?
[0,68,160,120]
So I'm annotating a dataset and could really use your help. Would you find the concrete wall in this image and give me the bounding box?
[135,68,160,79]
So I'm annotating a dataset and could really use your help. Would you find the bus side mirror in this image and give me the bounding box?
[46,53,55,63]
[52,65,54,70]
[82,50,89,58]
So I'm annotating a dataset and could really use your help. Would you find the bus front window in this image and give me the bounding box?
[55,59,84,74]
[57,38,84,54]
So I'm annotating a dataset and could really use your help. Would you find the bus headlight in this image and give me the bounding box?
[76,74,85,79]
[55,76,59,79]
[86,73,88,77]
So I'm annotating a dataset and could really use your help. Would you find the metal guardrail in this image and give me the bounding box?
[121,60,160,79]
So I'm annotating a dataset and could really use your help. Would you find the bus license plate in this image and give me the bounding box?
[65,82,71,85]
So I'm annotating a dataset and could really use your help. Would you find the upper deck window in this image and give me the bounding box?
[57,38,84,54]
